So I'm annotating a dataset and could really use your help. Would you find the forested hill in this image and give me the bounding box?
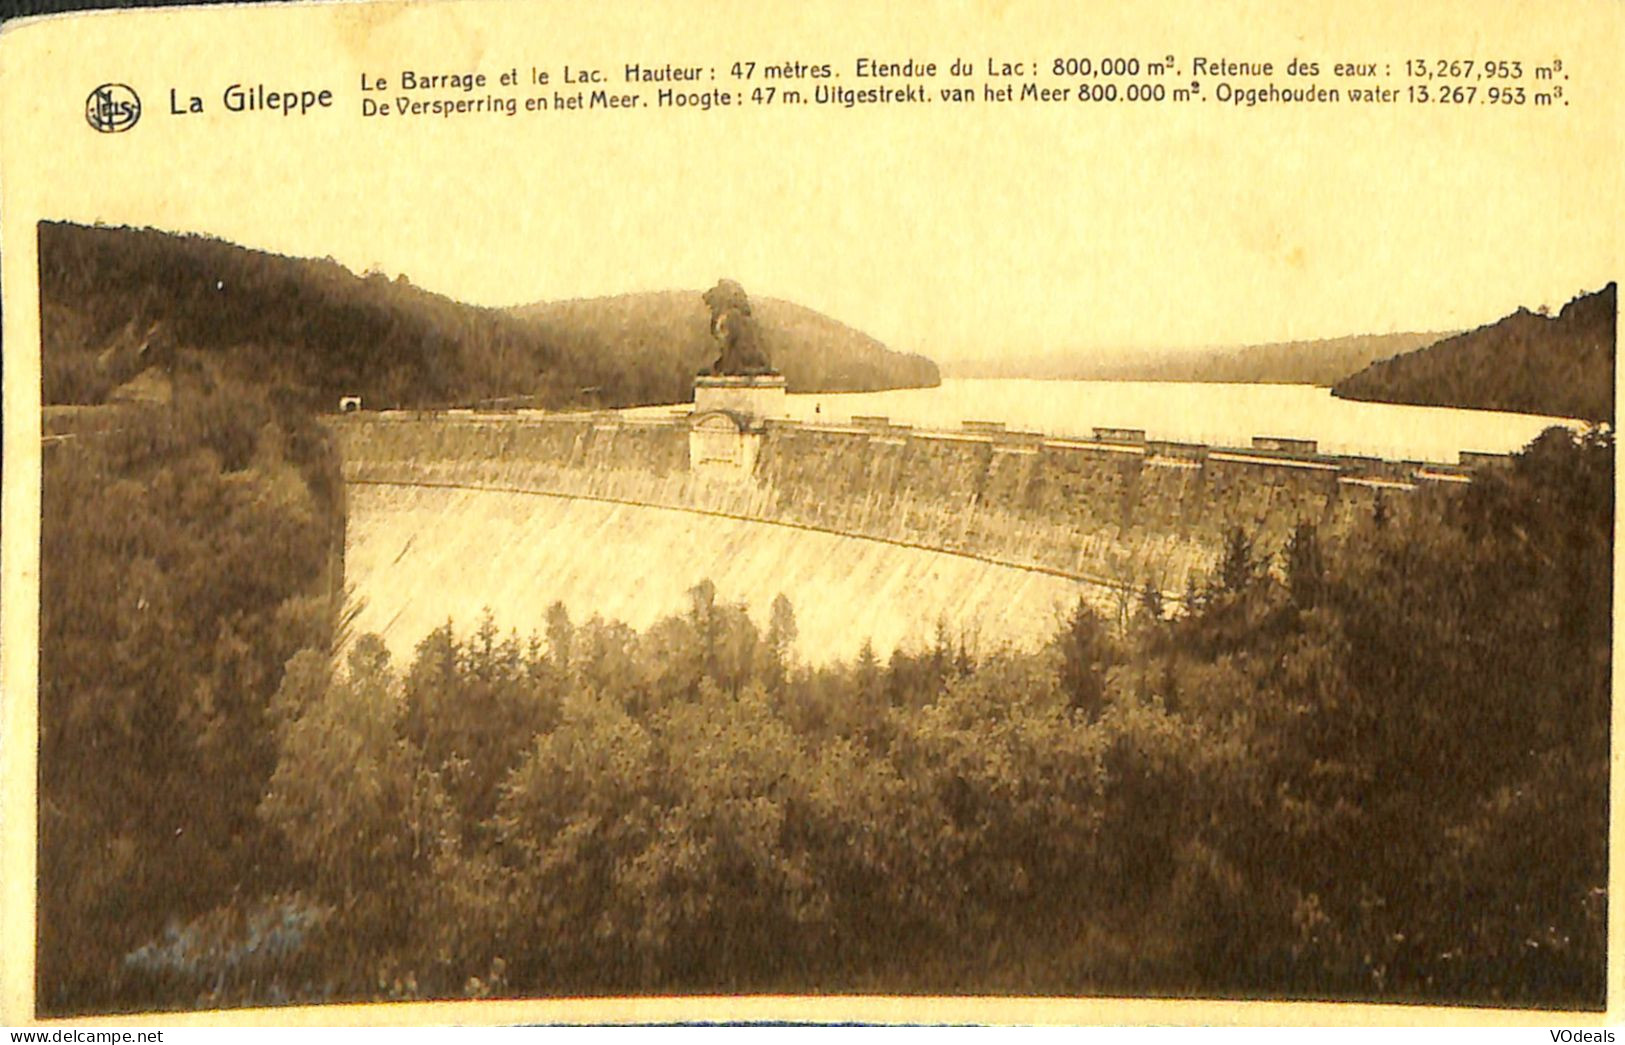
[1331,283,1617,421]
[38,222,937,410]
[511,292,940,395]
[946,331,1451,385]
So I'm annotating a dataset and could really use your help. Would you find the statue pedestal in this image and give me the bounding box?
[692,373,787,427]
[689,373,786,480]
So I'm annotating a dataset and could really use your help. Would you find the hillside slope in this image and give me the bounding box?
[42,222,551,409]
[38,222,937,410]
[1332,284,1616,421]
[512,291,940,396]
[947,331,1452,385]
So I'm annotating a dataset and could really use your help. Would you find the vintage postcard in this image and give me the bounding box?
[1,0,1620,1028]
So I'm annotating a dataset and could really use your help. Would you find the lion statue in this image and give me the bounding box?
[701,279,773,375]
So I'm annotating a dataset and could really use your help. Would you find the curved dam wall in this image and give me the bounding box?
[331,410,1474,662]
[345,483,1101,665]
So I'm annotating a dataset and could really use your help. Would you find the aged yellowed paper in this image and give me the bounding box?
[2,0,1621,1027]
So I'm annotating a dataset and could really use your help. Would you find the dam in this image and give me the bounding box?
[344,483,1095,663]
[332,376,1511,665]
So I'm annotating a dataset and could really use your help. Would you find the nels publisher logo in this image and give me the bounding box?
[85,83,140,132]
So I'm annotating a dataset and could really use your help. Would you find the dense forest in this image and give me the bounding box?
[40,399,1611,1011]
[38,221,938,411]
[39,377,347,1014]
[1333,284,1616,422]
[947,331,1451,385]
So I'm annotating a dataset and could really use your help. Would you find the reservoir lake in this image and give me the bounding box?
[629,378,1585,463]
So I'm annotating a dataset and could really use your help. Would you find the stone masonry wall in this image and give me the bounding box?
[331,411,1467,594]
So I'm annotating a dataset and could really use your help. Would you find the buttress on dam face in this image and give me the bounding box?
[332,371,1500,667]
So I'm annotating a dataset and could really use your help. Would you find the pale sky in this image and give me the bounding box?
[3,0,1621,365]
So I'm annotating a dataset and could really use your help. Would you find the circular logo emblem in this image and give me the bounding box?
[86,84,140,132]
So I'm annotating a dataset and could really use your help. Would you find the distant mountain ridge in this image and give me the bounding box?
[946,331,1453,386]
[511,291,940,396]
[1332,284,1616,421]
[38,222,938,410]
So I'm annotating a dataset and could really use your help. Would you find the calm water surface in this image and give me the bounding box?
[759,379,1582,463]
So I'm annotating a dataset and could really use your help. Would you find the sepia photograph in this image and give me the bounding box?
[3,0,1621,1027]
